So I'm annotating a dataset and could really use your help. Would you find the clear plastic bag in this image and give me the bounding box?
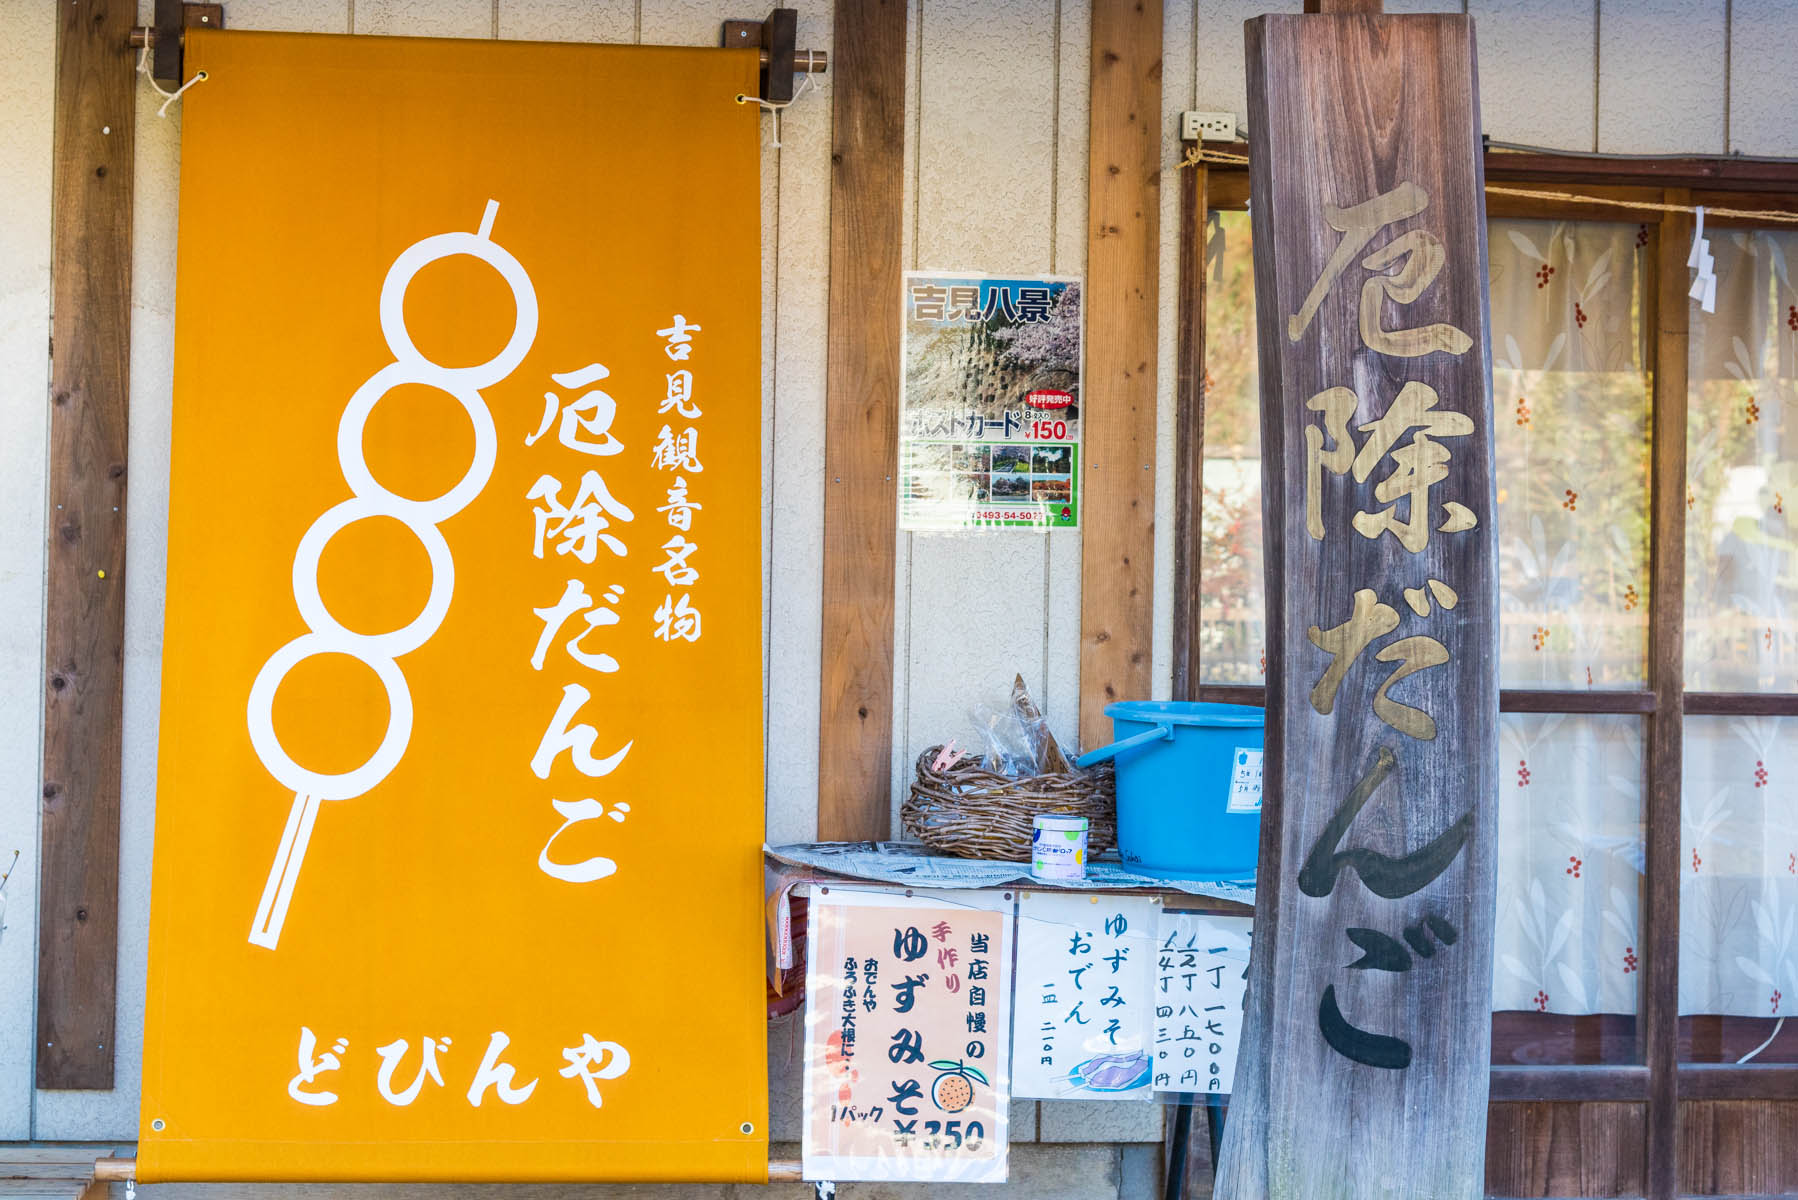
[967,675,1072,777]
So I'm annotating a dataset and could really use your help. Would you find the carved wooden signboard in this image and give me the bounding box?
[1216,12,1497,1199]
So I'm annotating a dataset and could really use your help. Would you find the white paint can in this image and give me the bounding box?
[1031,814,1090,881]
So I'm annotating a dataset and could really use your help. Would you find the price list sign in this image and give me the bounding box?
[802,889,1014,1184]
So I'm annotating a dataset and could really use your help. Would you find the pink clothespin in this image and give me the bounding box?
[932,740,965,772]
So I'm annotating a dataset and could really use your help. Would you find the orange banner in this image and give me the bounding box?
[141,30,766,1183]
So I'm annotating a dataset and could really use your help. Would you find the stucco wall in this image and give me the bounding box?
[0,0,1793,1175]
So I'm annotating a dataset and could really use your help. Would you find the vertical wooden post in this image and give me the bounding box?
[38,0,134,1090]
[1643,190,1692,1200]
[816,0,907,840]
[1219,11,1497,1197]
[1171,154,1208,702]
[1080,0,1163,749]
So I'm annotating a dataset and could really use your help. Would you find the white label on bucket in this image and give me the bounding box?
[1226,748,1263,813]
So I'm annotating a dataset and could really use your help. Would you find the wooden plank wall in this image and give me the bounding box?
[815,0,906,839]
[37,0,135,1092]
[1078,0,1163,748]
[892,0,1088,811]
[1486,1102,1648,1198]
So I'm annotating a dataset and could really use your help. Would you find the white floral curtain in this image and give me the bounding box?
[1683,229,1798,1020]
[1488,219,1651,1016]
[1203,214,1797,1020]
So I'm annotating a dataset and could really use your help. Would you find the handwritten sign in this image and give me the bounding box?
[1218,12,1498,1200]
[802,889,1012,1183]
[1011,893,1158,1100]
[1152,912,1251,1095]
[140,31,767,1184]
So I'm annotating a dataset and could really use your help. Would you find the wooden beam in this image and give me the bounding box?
[1198,685,1659,714]
[1488,150,1798,194]
[1683,691,1798,716]
[38,0,135,1090]
[1642,190,1693,1200]
[1171,155,1207,701]
[816,0,906,840]
[1079,0,1162,748]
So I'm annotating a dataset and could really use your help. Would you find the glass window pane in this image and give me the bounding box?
[1490,219,1652,688]
[1197,215,1653,689]
[1491,714,1644,1064]
[1684,230,1798,691]
[1679,715,1798,1064]
[1198,209,1265,683]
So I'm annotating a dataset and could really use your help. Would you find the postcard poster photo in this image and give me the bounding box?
[900,273,1082,530]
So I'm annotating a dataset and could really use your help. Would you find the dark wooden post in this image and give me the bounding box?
[38,0,135,1090]
[1217,10,1497,1198]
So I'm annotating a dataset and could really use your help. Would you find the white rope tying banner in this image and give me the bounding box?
[135,29,210,118]
[735,71,816,149]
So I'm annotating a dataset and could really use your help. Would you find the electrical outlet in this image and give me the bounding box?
[1180,110,1237,142]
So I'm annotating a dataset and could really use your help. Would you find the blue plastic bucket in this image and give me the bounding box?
[1074,700,1265,880]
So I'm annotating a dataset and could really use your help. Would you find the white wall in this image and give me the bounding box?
[0,0,1794,1147]
[0,0,55,1146]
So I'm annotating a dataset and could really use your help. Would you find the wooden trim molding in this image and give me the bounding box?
[815,0,907,840]
[37,0,136,1092]
[1490,1065,1650,1103]
[1078,0,1163,747]
[1197,684,1659,715]
[1683,691,1798,716]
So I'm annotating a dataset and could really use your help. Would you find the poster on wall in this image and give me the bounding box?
[802,888,1013,1183]
[1011,892,1159,1100]
[140,31,767,1184]
[899,272,1083,531]
[1152,911,1252,1095]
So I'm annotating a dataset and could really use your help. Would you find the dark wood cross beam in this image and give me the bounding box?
[1216,7,1498,1199]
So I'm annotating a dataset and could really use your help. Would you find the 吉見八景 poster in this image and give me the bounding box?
[900,274,1082,531]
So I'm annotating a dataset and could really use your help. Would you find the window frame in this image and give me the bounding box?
[1172,145,1798,1126]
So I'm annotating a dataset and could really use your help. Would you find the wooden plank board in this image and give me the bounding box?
[1678,1100,1798,1195]
[1217,13,1498,1198]
[37,0,134,1092]
[816,0,906,839]
[1078,0,1162,747]
[1484,1101,1647,1198]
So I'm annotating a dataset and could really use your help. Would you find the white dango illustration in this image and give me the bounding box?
[246,201,538,950]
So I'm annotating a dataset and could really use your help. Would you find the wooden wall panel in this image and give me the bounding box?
[1597,0,1726,155]
[1485,1102,1647,1198]
[1678,1100,1798,1196]
[762,4,837,844]
[817,0,906,839]
[902,0,1057,794]
[0,0,55,1138]
[1729,0,1798,156]
[1079,0,1162,747]
[37,0,136,1093]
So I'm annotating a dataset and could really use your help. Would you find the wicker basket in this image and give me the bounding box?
[901,745,1116,861]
